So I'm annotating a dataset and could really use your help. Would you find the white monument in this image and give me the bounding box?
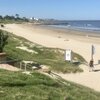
[65,49,72,61]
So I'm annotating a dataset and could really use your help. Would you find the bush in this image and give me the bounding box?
[0,30,8,53]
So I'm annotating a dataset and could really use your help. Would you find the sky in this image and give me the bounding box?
[0,0,100,20]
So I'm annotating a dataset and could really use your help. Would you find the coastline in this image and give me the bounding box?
[41,24,100,38]
[1,23,100,62]
[1,23,100,91]
[21,23,100,44]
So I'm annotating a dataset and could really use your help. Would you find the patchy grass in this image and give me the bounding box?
[0,69,100,100]
[3,30,86,73]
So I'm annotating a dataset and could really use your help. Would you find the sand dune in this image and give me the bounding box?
[58,64,100,92]
[2,24,100,62]
[1,23,100,91]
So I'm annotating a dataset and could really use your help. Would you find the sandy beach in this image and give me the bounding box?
[1,23,100,91]
[2,23,100,62]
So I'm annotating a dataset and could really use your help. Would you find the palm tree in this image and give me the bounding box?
[15,14,19,18]
[0,30,8,53]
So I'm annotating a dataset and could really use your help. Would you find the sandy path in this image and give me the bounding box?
[0,64,19,71]
[1,24,100,91]
[57,64,100,92]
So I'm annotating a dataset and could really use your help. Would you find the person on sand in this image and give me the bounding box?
[89,60,94,72]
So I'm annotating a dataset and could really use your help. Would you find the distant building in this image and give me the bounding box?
[30,17,34,20]
[34,18,38,21]
[30,17,38,21]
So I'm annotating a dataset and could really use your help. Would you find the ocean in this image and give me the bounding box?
[48,20,100,33]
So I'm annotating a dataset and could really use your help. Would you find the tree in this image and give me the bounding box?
[15,14,19,18]
[0,30,8,53]
[22,17,29,22]
[4,15,15,20]
[0,15,3,19]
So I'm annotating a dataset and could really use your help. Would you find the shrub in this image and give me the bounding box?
[0,30,8,53]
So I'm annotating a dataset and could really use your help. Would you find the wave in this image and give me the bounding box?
[48,22,100,33]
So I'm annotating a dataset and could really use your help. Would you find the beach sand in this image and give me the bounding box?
[1,23,100,91]
[2,23,100,62]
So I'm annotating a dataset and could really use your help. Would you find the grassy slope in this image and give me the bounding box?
[0,69,100,100]
[3,32,85,73]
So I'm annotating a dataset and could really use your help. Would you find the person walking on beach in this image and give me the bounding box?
[89,59,94,72]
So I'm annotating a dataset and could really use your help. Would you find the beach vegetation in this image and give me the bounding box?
[0,69,100,100]
[15,14,19,18]
[0,30,100,100]
[0,15,29,24]
[0,30,8,53]
[2,30,86,73]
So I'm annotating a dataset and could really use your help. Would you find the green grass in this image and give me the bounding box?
[0,69,100,100]
[2,31,86,73]
[1,30,100,100]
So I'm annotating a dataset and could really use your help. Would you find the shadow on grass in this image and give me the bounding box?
[1,83,27,87]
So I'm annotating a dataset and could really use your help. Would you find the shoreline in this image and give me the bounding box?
[1,23,100,62]
[38,24,100,37]
[21,23,100,44]
[1,23,100,91]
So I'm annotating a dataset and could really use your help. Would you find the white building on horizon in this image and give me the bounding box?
[30,17,38,21]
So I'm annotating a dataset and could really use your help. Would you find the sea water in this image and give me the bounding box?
[48,20,100,33]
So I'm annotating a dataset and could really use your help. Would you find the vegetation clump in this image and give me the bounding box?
[0,30,8,53]
[0,14,29,24]
[0,69,100,100]
[3,31,86,73]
